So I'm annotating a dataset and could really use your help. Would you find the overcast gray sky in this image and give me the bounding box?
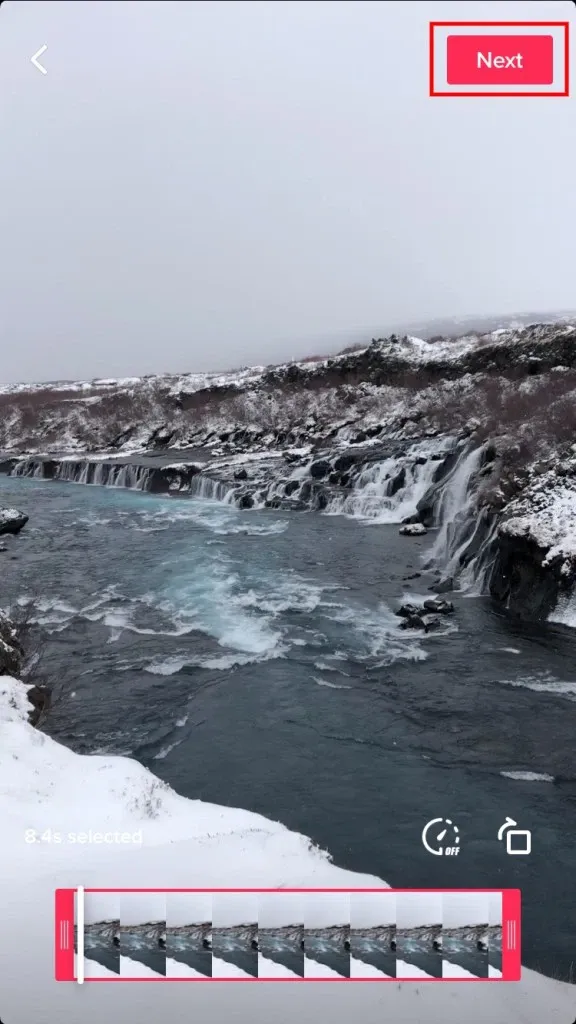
[0,0,574,383]
[350,892,396,928]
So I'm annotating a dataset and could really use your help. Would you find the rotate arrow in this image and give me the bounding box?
[498,817,517,841]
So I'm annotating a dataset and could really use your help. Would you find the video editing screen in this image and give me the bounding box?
[1,2,575,1024]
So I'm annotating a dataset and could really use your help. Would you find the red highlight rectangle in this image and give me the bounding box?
[447,34,553,86]
[55,887,520,983]
[503,888,521,982]
[55,889,76,982]
[429,21,570,98]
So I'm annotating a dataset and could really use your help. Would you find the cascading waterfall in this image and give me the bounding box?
[7,455,240,503]
[10,457,151,491]
[188,474,237,503]
[324,441,453,523]
[456,514,499,595]
[421,444,503,595]
[54,460,151,489]
[11,457,46,479]
[425,445,486,569]
[5,444,501,599]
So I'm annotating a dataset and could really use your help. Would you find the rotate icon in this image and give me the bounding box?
[498,817,531,855]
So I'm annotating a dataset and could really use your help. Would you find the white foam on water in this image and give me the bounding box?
[500,771,555,783]
[312,675,352,690]
[500,672,576,702]
[321,603,428,665]
[500,647,521,654]
[153,738,185,760]
[144,648,285,675]
[143,656,191,676]
[238,578,325,616]
[548,589,576,627]
[313,660,351,676]
[212,520,289,536]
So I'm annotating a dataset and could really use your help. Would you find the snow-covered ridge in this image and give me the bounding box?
[3,317,576,622]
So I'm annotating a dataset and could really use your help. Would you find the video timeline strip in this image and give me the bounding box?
[55,888,520,982]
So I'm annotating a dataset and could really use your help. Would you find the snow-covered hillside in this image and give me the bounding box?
[4,318,576,621]
[1,674,575,1022]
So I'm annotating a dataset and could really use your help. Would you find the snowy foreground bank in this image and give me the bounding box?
[0,676,574,1023]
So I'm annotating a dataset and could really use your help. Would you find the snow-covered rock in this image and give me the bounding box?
[399,523,427,536]
[0,507,28,535]
[501,476,576,578]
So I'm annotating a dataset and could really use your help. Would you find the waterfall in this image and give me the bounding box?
[9,457,150,492]
[325,442,452,523]
[457,514,499,595]
[426,445,486,569]
[11,457,45,479]
[108,464,150,490]
[189,474,236,503]
[6,455,242,504]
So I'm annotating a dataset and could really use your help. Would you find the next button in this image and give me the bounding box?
[447,34,554,86]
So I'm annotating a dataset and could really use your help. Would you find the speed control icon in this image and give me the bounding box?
[422,818,460,856]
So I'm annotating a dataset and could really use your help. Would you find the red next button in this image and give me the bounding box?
[447,34,554,85]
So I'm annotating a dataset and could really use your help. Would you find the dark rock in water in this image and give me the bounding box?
[333,453,356,473]
[238,493,254,509]
[314,491,328,511]
[399,612,426,630]
[353,431,367,443]
[310,459,331,480]
[284,479,301,497]
[402,572,421,580]
[402,513,422,525]
[339,473,350,487]
[429,576,454,594]
[234,468,248,481]
[423,598,454,614]
[0,543,7,552]
[264,497,281,509]
[329,471,340,485]
[422,614,442,632]
[0,508,28,536]
[396,603,423,619]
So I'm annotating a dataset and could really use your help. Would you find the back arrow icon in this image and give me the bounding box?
[31,45,48,75]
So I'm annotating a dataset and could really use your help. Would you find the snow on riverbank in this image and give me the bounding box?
[1,675,575,1023]
[502,471,576,577]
